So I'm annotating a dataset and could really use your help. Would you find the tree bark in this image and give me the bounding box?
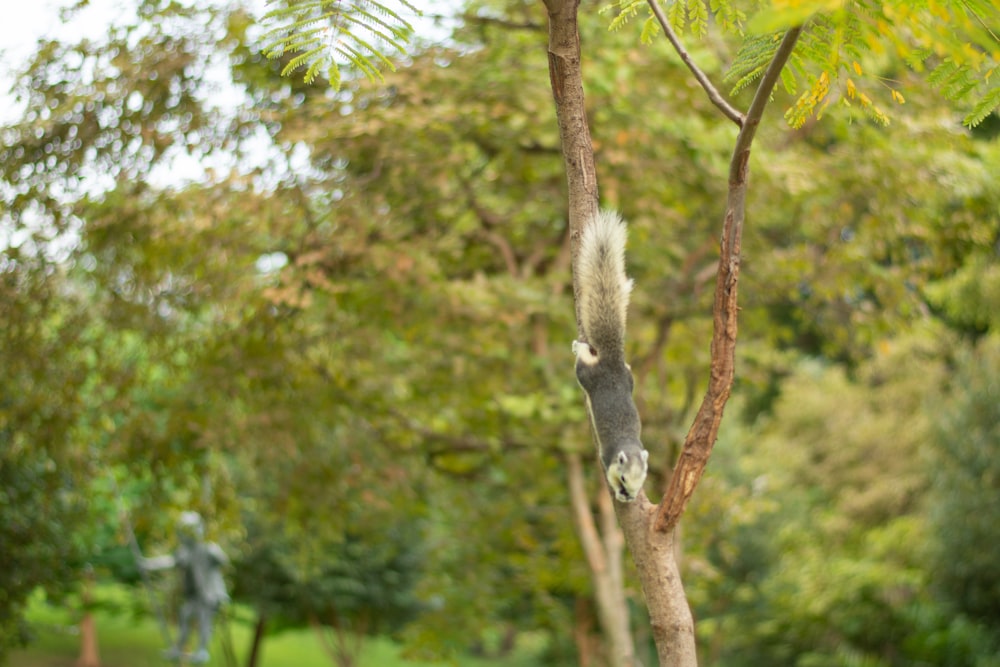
[616,500,695,666]
[541,0,600,340]
[653,24,804,534]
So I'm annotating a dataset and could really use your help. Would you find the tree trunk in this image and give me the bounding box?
[246,614,266,667]
[539,0,600,341]
[616,500,696,666]
[573,596,600,667]
[77,569,101,667]
[77,613,101,667]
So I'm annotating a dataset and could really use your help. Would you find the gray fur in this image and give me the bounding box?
[574,210,648,502]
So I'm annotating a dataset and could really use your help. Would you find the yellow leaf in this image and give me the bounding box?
[852,61,863,76]
[891,89,905,105]
[846,78,856,99]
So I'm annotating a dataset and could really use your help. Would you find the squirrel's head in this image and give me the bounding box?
[606,448,649,502]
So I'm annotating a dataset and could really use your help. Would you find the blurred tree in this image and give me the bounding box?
[677,333,945,666]
[929,336,1000,626]
[232,512,424,667]
[0,266,90,659]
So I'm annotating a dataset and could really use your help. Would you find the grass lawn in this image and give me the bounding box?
[9,589,546,667]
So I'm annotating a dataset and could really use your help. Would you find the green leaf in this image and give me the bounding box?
[747,0,843,34]
[964,83,1000,127]
[259,0,417,88]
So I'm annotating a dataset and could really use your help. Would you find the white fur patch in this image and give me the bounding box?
[572,339,600,365]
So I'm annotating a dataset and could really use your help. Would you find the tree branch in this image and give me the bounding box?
[614,498,695,665]
[567,453,609,578]
[463,12,546,32]
[645,0,745,126]
[542,0,599,340]
[655,26,803,533]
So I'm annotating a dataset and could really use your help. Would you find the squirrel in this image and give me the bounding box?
[572,210,649,503]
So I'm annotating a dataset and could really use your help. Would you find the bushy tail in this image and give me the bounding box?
[577,210,633,357]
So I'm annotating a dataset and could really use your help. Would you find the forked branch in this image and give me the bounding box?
[645,0,745,126]
[655,26,803,533]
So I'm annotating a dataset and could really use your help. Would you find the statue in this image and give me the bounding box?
[143,511,229,664]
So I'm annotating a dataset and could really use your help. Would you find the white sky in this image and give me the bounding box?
[0,0,448,250]
[0,0,288,188]
[0,0,130,122]
[0,0,453,188]
[0,1,452,124]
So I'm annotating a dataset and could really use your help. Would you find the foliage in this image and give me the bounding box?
[0,267,91,660]
[685,321,1000,667]
[686,331,955,666]
[604,0,748,39]
[6,0,586,658]
[232,512,424,666]
[754,0,1000,128]
[928,336,1000,625]
[3,0,1000,664]
[0,452,85,657]
[739,105,1000,368]
[260,0,419,87]
[605,0,1000,128]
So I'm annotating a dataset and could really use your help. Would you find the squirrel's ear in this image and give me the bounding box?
[641,450,649,463]
[618,451,628,465]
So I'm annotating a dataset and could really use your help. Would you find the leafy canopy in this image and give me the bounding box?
[605,0,1000,128]
[260,0,420,87]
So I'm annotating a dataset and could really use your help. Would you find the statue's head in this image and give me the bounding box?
[177,511,204,544]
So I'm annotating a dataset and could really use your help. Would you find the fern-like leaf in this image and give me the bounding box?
[726,32,783,95]
[615,0,999,128]
[604,0,747,36]
[604,0,645,32]
[964,81,1000,127]
[639,16,660,44]
[260,0,418,88]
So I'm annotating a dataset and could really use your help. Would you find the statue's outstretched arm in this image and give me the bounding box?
[141,554,176,571]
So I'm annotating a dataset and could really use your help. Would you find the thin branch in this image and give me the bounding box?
[463,12,546,32]
[738,28,804,169]
[567,453,609,577]
[460,177,523,275]
[632,234,717,381]
[655,26,803,533]
[646,0,745,126]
